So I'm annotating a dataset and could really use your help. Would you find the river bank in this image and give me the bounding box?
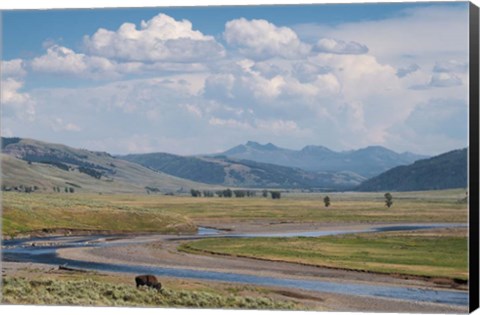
[1,261,466,313]
[2,222,468,312]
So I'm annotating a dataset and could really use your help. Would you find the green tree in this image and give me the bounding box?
[384,192,393,208]
[203,191,214,197]
[190,189,201,197]
[323,196,331,207]
[234,190,246,198]
[271,191,281,199]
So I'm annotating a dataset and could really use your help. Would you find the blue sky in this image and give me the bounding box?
[1,2,470,155]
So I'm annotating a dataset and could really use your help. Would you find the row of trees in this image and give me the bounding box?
[2,185,78,193]
[187,190,394,207]
[1,185,39,193]
[191,189,282,199]
[53,186,75,193]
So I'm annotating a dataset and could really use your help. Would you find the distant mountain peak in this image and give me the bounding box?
[301,145,332,153]
[219,141,427,178]
[245,141,278,151]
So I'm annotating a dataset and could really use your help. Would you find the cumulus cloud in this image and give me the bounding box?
[224,18,310,59]
[1,5,469,156]
[84,13,225,62]
[1,78,35,121]
[31,45,119,79]
[314,38,368,55]
[1,59,27,78]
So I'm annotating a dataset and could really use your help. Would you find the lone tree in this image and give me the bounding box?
[323,195,331,207]
[384,192,393,208]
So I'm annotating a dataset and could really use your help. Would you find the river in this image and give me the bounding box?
[1,223,468,307]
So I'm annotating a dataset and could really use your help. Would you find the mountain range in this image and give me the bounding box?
[1,137,467,192]
[218,141,427,178]
[121,152,365,189]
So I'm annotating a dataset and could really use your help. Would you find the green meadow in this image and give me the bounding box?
[2,189,467,237]
[180,228,468,280]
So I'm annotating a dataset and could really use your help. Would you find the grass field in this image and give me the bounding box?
[1,273,298,309]
[179,228,468,280]
[2,189,467,237]
[91,189,468,223]
[2,193,196,237]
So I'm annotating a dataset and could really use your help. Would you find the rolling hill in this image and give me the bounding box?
[121,153,365,189]
[219,141,427,178]
[355,148,468,192]
[1,137,213,194]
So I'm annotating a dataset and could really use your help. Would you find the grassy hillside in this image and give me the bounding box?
[1,138,216,194]
[356,149,467,192]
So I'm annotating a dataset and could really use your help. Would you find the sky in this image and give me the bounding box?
[0,1,470,156]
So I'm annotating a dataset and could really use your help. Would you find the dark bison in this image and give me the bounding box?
[135,275,162,291]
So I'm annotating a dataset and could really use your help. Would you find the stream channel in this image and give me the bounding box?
[2,223,468,306]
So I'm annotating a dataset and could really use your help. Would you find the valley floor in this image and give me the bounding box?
[1,190,469,312]
[45,222,468,313]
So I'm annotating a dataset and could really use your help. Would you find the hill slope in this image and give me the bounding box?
[1,137,212,194]
[355,148,467,192]
[220,141,427,178]
[121,153,365,189]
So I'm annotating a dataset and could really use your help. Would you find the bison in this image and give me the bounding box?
[135,274,162,291]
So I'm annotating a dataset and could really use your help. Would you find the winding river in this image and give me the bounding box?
[2,223,468,307]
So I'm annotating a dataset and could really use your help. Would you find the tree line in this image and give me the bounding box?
[191,189,283,199]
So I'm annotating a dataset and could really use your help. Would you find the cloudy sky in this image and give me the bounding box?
[1,2,470,155]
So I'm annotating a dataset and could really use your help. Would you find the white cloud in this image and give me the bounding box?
[181,103,203,118]
[1,5,469,156]
[51,117,82,132]
[428,72,463,87]
[255,119,299,134]
[1,59,27,78]
[396,64,420,78]
[31,45,119,79]
[294,5,468,67]
[433,60,468,73]
[84,13,225,62]
[1,78,35,121]
[208,117,251,129]
[224,18,310,59]
[387,98,468,154]
[314,38,368,55]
